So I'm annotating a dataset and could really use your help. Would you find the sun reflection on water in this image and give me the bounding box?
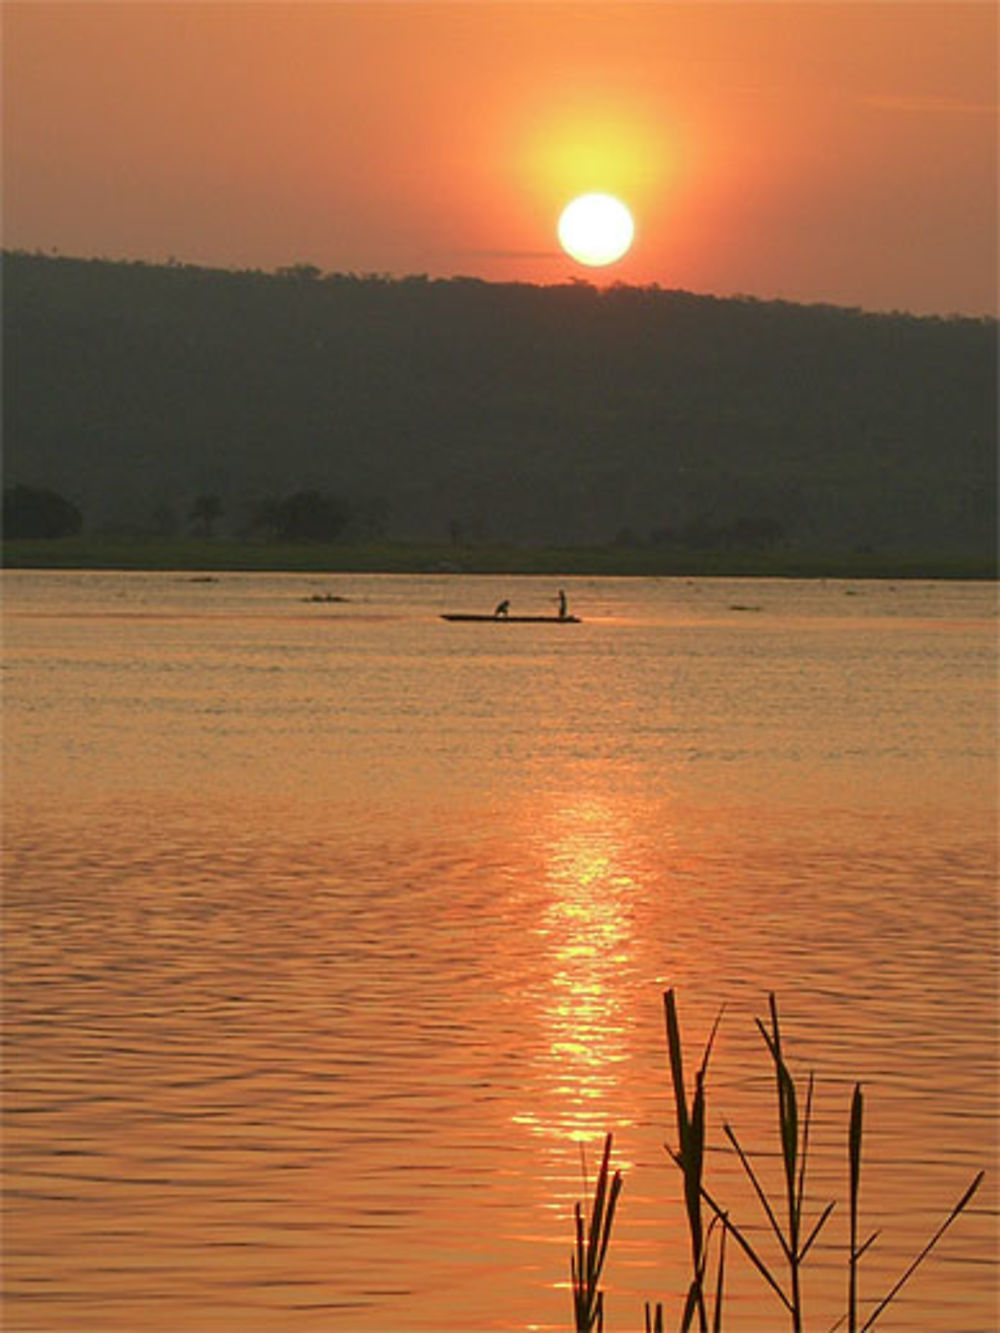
[513,796,643,1149]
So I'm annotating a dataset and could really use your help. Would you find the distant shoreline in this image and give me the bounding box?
[3,538,995,581]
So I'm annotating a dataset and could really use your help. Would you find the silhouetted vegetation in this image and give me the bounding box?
[189,492,223,538]
[571,992,984,1331]
[3,536,994,580]
[4,252,995,561]
[3,484,82,539]
[243,489,354,542]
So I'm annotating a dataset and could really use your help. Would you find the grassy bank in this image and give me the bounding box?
[3,537,996,580]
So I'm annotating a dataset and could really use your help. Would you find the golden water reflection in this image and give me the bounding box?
[513,795,645,1148]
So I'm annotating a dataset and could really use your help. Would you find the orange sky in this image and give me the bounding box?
[4,2,997,314]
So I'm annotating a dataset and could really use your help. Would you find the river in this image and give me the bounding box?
[3,571,996,1330]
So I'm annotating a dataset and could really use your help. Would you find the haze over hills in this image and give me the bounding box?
[4,251,996,557]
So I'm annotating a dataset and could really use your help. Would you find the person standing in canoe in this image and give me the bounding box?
[557,589,568,620]
[494,598,510,618]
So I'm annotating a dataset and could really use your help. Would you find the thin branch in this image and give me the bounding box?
[699,1180,794,1313]
[723,1120,792,1260]
[861,1172,985,1331]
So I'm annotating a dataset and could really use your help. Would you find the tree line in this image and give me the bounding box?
[4,251,995,557]
[3,483,374,543]
[6,481,796,555]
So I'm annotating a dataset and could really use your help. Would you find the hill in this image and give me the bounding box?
[3,252,996,558]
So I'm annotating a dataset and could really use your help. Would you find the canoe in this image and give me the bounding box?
[441,613,581,624]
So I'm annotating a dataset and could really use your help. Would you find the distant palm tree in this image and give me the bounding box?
[189,493,223,538]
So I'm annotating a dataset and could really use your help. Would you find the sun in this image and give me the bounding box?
[557,193,634,267]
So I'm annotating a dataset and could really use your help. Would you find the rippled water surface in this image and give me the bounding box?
[4,571,997,1331]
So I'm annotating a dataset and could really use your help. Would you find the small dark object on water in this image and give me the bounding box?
[304,593,349,603]
[442,612,581,624]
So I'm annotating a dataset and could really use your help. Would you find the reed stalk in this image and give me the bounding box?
[663,988,724,1333]
[841,1090,983,1333]
[643,1301,664,1333]
[678,994,835,1331]
[571,1132,623,1333]
[847,1083,864,1333]
[564,990,984,1332]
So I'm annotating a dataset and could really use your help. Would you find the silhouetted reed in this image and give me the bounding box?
[571,1132,622,1333]
[662,988,725,1332]
[567,990,983,1330]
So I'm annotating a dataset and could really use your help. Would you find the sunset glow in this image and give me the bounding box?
[4,5,996,310]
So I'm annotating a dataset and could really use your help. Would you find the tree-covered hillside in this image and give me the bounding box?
[4,252,996,555]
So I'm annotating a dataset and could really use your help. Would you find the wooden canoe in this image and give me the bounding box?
[441,613,581,624]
